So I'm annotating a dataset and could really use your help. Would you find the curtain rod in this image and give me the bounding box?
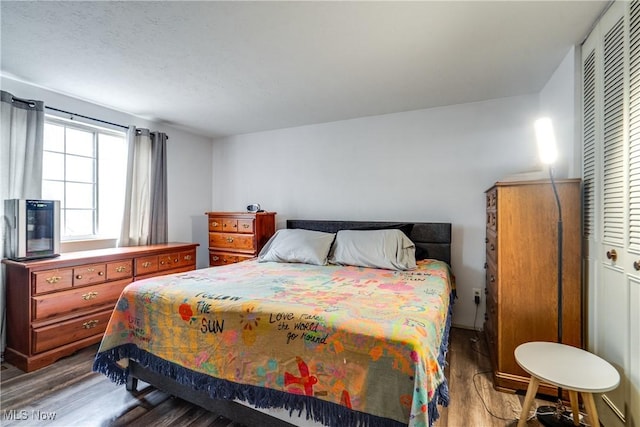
[45,106,129,130]
[8,94,41,108]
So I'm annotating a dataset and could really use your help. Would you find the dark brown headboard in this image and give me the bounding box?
[286,220,452,265]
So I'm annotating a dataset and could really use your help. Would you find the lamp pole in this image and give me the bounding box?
[534,118,581,426]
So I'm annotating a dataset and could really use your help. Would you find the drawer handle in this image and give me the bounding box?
[490,275,495,283]
[634,260,640,271]
[174,258,179,262]
[142,261,151,268]
[212,221,219,227]
[98,271,104,276]
[212,255,219,261]
[226,237,234,243]
[223,258,229,263]
[76,275,82,280]
[116,266,127,273]
[82,291,98,301]
[184,255,192,261]
[223,223,227,228]
[82,320,99,329]
[86,268,95,272]
[45,276,61,284]
[232,224,237,228]
[242,224,250,229]
[490,244,495,251]
[606,249,618,262]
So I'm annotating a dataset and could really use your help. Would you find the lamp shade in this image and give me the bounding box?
[535,117,558,165]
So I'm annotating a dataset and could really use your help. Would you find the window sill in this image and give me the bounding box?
[60,238,118,253]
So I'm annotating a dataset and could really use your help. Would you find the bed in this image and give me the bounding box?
[93,220,454,427]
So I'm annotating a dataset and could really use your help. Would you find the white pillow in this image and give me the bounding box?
[258,229,336,266]
[329,229,417,270]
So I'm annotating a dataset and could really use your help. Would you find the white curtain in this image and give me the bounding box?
[0,90,45,361]
[119,127,168,246]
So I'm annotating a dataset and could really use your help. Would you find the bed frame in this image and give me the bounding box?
[125,220,452,427]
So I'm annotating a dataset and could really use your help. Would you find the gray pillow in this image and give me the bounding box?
[329,229,417,270]
[258,229,336,265]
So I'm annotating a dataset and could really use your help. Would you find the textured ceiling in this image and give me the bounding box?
[1,1,610,138]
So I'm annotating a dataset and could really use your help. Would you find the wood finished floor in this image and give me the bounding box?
[0,328,555,427]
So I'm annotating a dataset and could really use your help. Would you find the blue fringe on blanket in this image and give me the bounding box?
[93,292,455,427]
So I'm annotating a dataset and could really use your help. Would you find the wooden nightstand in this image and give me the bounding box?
[206,211,276,266]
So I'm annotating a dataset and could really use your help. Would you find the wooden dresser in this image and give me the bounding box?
[484,179,582,395]
[2,242,198,372]
[206,212,276,266]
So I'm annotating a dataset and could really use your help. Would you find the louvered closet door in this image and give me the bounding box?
[583,1,638,426]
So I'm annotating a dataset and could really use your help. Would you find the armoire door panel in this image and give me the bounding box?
[596,264,628,426]
[584,1,636,426]
[629,277,640,427]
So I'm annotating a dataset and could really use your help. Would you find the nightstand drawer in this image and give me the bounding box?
[222,219,239,232]
[209,252,253,266]
[209,218,224,232]
[209,233,255,252]
[237,219,254,233]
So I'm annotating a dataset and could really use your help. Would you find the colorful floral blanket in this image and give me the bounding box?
[93,259,454,427]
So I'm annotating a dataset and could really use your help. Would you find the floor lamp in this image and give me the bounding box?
[533,118,584,427]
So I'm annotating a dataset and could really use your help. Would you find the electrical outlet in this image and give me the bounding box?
[473,288,481,305]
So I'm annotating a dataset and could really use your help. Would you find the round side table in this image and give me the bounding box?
[514,342,620,427]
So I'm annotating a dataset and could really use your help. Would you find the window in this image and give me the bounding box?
[42,117,127,240]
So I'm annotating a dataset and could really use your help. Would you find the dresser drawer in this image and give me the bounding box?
[209,233,255,252]
[32,279,131,321]
[73,263,107,287]
[209,217,224,231]
[33,269,74,294]
[484,313,497,356]
[221,219,239,232]
[158,252,181,271]
[485,258,498,299]
[106,260,133,281]
[32,309,112,353]
[209,251,253,266]
[136,256,159,276]
[237,219,254,233]
[485,230,497,262]
[486,210,497,232]
[178,249,196,268]
[486,187,497,210]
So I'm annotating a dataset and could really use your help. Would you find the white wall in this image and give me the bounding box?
[211,93,547,329]
[1,77,213,268]
[539,46,581,178]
